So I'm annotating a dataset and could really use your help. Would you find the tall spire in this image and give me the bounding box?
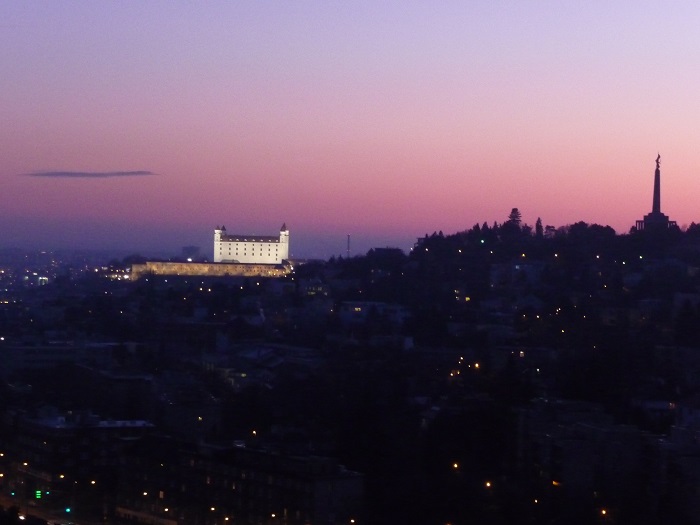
[636,153,676,233]
[652,153,661,214]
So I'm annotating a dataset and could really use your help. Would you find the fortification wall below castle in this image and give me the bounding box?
[130,261,290,280]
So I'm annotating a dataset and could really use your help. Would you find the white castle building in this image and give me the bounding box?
[214,224,289,264]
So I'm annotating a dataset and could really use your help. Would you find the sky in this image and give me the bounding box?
[3,2,700,259]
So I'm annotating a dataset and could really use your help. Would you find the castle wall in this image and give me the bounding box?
[130,261,290,281]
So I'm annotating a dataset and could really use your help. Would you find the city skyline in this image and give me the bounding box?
[3,3,700,258]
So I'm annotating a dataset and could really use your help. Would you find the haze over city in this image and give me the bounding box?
[3,2,700,258]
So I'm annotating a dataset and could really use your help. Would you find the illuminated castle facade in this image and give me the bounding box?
[214,224,289,264]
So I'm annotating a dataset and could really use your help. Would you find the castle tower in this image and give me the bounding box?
[279,223,290,261]
[214,225,225,243]
[213,226,225,262]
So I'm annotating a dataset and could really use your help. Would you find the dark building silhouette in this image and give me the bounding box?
[636,154,677,233]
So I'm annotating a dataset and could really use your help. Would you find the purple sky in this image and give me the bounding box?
[3,2,700,259]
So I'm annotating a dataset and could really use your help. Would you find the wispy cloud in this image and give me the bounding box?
[23,170,156,178]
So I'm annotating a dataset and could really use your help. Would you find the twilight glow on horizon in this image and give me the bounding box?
[3,2,700,258]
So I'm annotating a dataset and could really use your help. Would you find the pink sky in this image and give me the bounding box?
[2,2,700,258]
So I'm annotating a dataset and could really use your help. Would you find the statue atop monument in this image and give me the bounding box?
[656,153,661,170]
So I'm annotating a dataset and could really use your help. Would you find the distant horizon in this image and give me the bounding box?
[0,210,692,263]
[0,222,421,261]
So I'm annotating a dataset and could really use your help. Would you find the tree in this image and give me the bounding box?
[535,217,543,239]
[501,208,523,239]
[508,208,522,225]
[686,222,700,240]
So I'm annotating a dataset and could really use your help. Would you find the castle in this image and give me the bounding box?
[129,224,291,280]
[214,223,289,264]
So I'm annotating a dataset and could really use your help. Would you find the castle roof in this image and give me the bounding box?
[220,234,280,243]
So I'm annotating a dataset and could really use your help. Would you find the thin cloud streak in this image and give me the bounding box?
[23,170,156,178]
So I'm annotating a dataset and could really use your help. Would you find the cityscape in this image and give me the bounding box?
[2,157,700,524]
[4,3,700,525]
